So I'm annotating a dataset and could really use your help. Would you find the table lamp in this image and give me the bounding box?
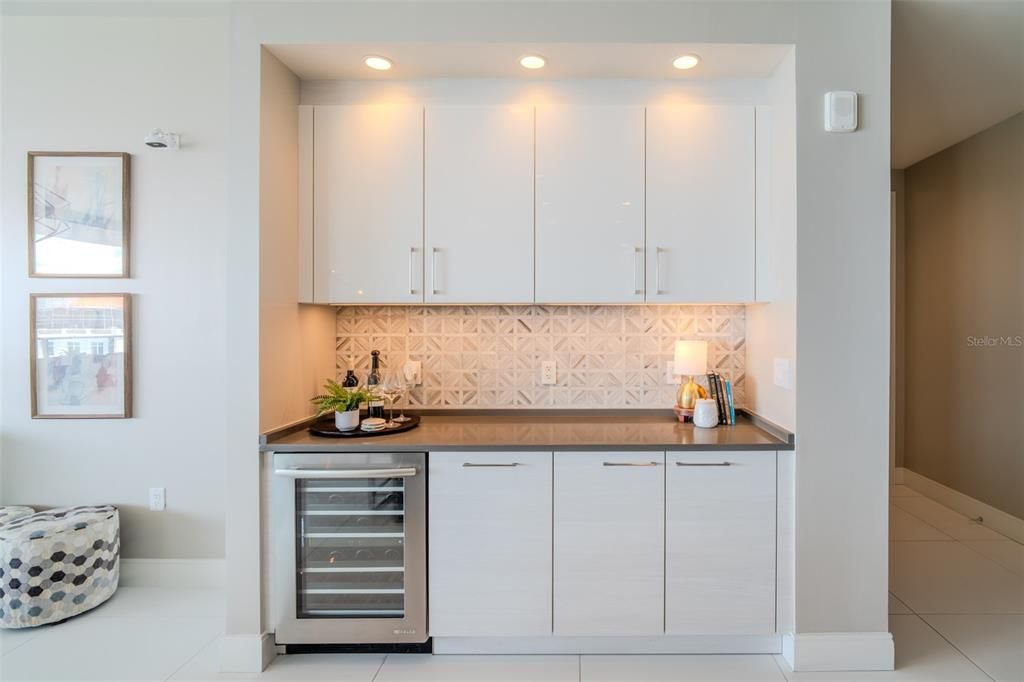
[674,340,708,414]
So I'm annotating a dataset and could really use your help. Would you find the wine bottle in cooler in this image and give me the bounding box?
[367,350,385,419]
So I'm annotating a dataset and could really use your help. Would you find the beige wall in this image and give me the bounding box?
[903,112,1024,518]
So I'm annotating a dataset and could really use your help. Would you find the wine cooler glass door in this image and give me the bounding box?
[273,453,426,644]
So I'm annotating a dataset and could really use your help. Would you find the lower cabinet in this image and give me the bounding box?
[665,451,777,634]
[554,452,665,635]
[428,451,552,636]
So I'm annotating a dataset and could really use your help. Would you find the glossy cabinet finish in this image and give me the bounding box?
[535,106,645,303]
[665,451,776,634]
[425,106,535,303]
[646,105,756,302]
[553,452,665,635]
[312,104,424,304]
[428,451,553,636]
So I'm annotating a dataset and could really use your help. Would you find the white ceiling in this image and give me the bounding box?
[892,0,1024,169]
[267,42,790,81]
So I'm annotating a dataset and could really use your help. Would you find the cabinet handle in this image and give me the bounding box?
[675,461,733,467]
[655,247,666,295]
[431,247,440,296]
[603,461,661,467]
[633,246,644,295]
[462,462,522,467]
[408,247,417,295]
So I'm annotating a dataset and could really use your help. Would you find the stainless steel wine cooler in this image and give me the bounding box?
[271,451,427,644]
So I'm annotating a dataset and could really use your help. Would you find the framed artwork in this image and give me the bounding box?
[28,152,130,277]
[30,294,132,419]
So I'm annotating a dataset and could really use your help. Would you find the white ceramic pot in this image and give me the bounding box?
[693,398,719,429]
[335,409,360,432]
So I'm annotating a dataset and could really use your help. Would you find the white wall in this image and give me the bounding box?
[0,13,230,560]
[227,1,891,672]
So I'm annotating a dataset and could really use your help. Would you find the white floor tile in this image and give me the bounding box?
[889,485,922,498]
[889,505,951,541]
[581,654,785,681]
[773,615,989,680]
[374,654,579,682]
[0,625,45,657]
[891,497,1008,541]
[889,593,913,615]
[892,541,1024,614]
[964,540,1024,578]
[88,586,225,621]
[923,614,1024,682]
[0,614,220,681]
[170,637,385,681]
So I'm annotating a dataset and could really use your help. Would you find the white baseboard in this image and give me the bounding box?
[119,558,225,588]
[897,467,1024,544]
[220,633,276,673]
[782,631,894,671]
[433,635,781,655]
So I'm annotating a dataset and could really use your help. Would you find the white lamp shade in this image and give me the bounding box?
[674,340,708,376]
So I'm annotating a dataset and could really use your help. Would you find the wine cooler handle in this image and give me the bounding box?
[274,467,418,479]
[603,461,661,467]
[431,247,440,296]
[675,461,733,467]
[462,462,522,467]
[633,246,644,295]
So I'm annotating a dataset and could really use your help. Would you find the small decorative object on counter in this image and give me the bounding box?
[673,340,709,420]
[310,380,370,432]
[693,398,719,428]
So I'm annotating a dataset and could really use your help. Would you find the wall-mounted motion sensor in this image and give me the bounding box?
[144,129,180,149]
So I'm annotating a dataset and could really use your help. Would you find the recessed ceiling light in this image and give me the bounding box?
[672,54,701,70]
[520,55,546,70]
[364,55,393,71]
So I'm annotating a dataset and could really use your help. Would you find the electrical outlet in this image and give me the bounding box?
[665,360,680,385]
[148,487,166,511]
[403,360,422,386]
[541,360,557,385]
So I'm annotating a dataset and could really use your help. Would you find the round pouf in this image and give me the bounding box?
[0,507,35,526]
[0,506,120,628]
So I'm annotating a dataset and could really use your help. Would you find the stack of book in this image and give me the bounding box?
[704,372,737,425]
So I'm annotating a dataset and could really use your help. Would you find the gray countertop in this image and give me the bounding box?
[261,409,794,453]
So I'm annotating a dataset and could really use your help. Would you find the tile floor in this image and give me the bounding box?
[1,485,1021,681]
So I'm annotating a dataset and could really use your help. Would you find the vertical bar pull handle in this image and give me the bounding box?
[431,247,440,296]
[655,247,667,295]
[633,246,644,295]
[408,247,417,295]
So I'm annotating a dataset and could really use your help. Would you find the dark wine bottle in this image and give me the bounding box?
[367,350,384,419]
[342,355,359,388]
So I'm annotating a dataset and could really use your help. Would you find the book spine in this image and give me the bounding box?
[705,372,721,422]
[725,379,736,425]
[713,373,727,424]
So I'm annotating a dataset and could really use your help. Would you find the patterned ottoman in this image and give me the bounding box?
[0,505,120,628]
[0,507,35,526]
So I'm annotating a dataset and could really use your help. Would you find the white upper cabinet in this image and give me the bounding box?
[646,105,756,302]
[424,105,535,303]
[665,451,776,635]
[535,106,645,303]
[311,104,424,304]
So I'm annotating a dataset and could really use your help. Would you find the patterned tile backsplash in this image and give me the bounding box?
[336,305,745,409]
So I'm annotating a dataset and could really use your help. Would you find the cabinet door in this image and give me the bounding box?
[313,104,423,304]
[554,452,664,635]
[666,451,776,635]
[536,106,645,303]
[646,105,755,302]
[429,451,552,636]
[425,106,534,303]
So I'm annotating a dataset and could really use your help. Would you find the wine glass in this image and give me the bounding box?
[392,367,412,423]
[379,370,405,428]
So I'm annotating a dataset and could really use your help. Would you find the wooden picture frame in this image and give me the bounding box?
[30,293,133,419]
[28,152,131,278]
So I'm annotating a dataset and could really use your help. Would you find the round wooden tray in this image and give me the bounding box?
[309,414,420,438]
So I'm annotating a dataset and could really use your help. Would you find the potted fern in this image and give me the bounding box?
[311,380,370,432]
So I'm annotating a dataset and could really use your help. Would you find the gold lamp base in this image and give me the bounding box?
[676,376,708,412]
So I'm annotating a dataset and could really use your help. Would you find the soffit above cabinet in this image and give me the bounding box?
[266,42,790,81]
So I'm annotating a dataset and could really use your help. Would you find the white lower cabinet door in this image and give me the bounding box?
[554,452,664,635]
[428,451,552,636]
[665,451,777,635]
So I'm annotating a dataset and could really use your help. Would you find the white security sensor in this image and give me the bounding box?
[144,129,180,149]
[824,92,858,133]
